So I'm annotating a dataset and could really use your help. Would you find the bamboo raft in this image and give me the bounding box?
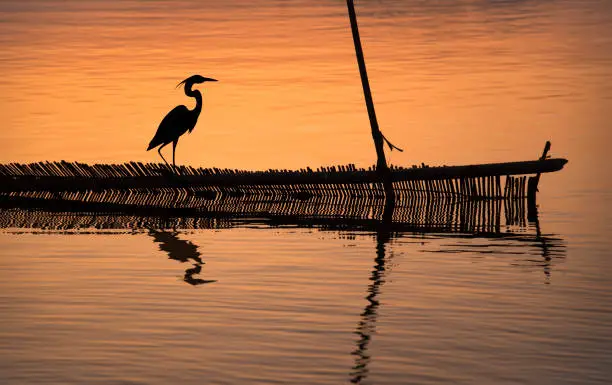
[0,143,567,234]
[0,157,566,197]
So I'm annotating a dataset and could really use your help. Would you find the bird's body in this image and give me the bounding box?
[147,75,217,167]
[147,105,197,151]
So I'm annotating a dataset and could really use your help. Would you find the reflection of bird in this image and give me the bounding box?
[149,230,203,265]
[147,74,218,167]
[148,230,216,286]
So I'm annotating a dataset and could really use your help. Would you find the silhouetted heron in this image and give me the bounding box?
[147,74,217,167]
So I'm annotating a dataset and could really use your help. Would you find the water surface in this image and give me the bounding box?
[1,0,611,384]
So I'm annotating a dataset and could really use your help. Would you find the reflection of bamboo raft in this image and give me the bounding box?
[0,184,533,233]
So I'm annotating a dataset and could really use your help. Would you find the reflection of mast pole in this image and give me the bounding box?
[350,229,390,383]
[532,211,552,283]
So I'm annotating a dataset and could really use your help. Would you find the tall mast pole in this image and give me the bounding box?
[346,0,395,202]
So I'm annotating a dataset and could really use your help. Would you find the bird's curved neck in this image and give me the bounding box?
[184,84,202,114]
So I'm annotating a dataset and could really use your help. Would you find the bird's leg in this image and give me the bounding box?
[157,143,171,169]
[172,139,178,169]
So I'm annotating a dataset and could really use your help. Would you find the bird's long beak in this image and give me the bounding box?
[175,77,218,88]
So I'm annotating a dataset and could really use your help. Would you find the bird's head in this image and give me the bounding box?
[176,74,218,89]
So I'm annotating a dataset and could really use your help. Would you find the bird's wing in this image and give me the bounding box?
[147,105,190,150]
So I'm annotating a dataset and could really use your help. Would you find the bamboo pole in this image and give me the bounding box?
[345,0,395,202]
[527,141,551,220]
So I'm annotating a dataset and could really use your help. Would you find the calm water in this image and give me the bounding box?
[1,0,612,384]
